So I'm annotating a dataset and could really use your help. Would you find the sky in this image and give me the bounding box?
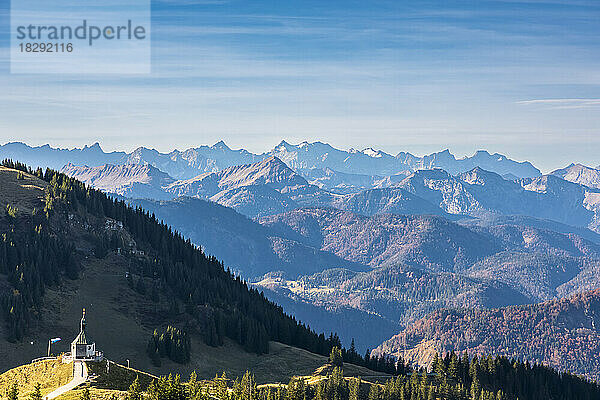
[0,0,599,172]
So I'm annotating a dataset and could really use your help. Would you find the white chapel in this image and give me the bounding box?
[68,308,103,361]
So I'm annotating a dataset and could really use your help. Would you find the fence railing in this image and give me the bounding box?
[31,356,56,363]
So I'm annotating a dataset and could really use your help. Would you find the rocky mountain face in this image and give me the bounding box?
[164,156,311,198]
[395,148,541,178]
[61,163,176,200]
[301,168,388,195]
[269,141,541,179]
[125,141,261,179]
[551,163,600,189]
[372,289,600,380]
[394,168,600,232]
[162,156,335,218]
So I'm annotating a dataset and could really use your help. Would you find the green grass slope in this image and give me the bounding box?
[0,359,72,399]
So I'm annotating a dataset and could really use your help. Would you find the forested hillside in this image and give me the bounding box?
[373,289,600,380]
[169,353,600,400]
[259,208,501,271]
[255,264,529,350]
[4,349,599,400]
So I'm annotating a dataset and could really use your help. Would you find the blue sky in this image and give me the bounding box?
[0,0,599,172]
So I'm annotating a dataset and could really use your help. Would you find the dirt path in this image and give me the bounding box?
[45,361,88,400]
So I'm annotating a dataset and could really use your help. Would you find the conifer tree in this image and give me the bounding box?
[367,384,379,400]
[349,377,360,400]
[329,347,343,367]
[29,383,43,400]
[127,376,143,400]
[7,382,18,400]
[80,387,91,400]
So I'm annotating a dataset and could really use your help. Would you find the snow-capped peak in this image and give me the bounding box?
[362,147,383,158]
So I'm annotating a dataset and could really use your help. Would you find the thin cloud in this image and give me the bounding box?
[516,99,600,109]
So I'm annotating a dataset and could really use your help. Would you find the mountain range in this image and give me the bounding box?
[550,163,600,190]
[120,197,600,350]
[2,141,600,378]
[61,155,600,233]
[61,163,176,200]
[1,140,541,182]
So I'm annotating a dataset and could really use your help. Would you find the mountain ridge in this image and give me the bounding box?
[0,141,542,182]
[551,163,600,189]
[61,163,176,200]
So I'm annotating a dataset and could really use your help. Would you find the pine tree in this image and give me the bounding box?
[29,383,43,400]
[127,376,143,400]
[7,382,18,400]
[368,384,379,400]
[329,346,343,367]
[188,371,202,400]
[349,377,360,400]
[80,387,91,400]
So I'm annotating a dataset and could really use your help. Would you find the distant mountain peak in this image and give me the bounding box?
[409,167,453,180]
[274,140,292,151]
[430,149,456,162]
[83,142,102,150]
[260,155,285,165]
[550,163,600,189]
[61,163,176,200]
[212,140,231,150]
[361,147,385,158]
[459,167,506,186]
[247,156,294,174]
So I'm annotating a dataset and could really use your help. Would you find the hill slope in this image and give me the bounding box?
[259,208,501,272]
[255,264,530,350]
[3,352,600,400]
[132,197,366,279]
[373,289,600,380]
[0,359,72,399]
